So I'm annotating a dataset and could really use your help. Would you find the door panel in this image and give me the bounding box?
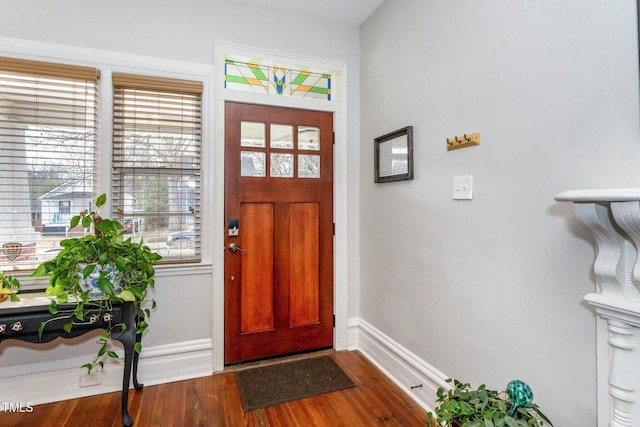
[224,102,334,364]
[239,202,274,333]
[289,203,320,327]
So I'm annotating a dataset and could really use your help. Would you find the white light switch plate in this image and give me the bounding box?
[453,176,473,200]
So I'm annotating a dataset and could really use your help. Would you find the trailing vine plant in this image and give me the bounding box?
[31,194,162,372]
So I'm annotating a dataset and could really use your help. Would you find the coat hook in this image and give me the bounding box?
[464,134,471,141]
[455,136,462,143]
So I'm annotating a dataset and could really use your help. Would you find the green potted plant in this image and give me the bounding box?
[31,194,162,372]
[427,378,553,427]
[0,271,20,302]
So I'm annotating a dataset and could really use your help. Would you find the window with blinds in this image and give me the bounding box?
[112,73,202,263]
[0,57,98,271]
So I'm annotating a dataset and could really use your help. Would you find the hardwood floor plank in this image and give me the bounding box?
[0,350,429,427]
[162,380,187,426]
[132,384,157,426]
[148,383,168,426]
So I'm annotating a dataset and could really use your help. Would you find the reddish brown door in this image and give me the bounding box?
[224,102,334,364]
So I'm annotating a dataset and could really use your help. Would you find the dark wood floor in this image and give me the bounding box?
[0,350,430,426]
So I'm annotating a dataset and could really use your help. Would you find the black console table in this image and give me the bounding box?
[0,294,143,426]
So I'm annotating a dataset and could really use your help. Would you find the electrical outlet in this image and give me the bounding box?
[453,175,473,200]
[79,371,103,387]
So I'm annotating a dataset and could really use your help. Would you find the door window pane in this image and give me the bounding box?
[270,153,294,178]
[270,124,293,149]
[241,151,266,177]
[241,121,265,147]
[298,155,320,178]
[298,126,320,150]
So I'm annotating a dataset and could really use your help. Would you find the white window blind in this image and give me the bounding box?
[112,73,202,263]
[0,57,99,271]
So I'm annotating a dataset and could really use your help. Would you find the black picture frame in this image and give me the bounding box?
[374,126,414,183]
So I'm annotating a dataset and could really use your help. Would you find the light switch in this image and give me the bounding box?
[453,176,473,200]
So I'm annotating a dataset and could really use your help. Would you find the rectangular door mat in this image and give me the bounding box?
[235,355,356,411]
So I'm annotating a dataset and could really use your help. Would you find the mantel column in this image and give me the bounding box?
[556,189,640,427]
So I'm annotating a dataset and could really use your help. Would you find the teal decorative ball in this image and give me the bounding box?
[507,380,533,416]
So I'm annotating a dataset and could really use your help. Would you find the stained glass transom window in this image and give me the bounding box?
[225,59,331,101]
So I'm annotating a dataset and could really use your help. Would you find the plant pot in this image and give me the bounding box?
[78,264,122,298]
[0,294,7,303]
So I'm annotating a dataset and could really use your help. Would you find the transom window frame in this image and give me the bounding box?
[0,37,215,289]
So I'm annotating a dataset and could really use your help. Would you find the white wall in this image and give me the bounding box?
[359,1,640,426]
[0,0,361,403]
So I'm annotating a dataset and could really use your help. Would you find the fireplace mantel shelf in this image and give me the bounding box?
[555,188,640,202]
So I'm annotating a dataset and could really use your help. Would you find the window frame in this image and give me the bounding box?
[0,39,214,288]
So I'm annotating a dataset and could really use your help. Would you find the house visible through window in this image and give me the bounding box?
[0,57,98,270]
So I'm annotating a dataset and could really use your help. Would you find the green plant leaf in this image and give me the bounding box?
[37,322,46,339]
[531,407,553,426]
[31,263,48,278]
[70,215,81,229]
[63,323,73,333]
[96,193,107,207]
[83,263,96,278]
[503,416,520,427]
[107,351,119,359]
[119,289,136,302]
[98,277,116,297]
[97,342,107,357]
[129,287,143,299]
[134,342,142,353]
[136,321,148,334]
[115,256,127,271]
[82,363,93,373]
[48,300,58,314]
[98,252,108,264]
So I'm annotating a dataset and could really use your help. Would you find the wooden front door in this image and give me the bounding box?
[224,102,334,364]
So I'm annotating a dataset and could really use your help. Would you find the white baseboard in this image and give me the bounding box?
[0,338,213,405]
[351,317,450,412]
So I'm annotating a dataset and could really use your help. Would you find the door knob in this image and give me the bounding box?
[228,243,247,253]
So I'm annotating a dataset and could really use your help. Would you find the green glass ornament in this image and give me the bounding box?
[507,380,533,416]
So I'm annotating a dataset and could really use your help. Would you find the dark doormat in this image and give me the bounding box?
[235,355,356,411]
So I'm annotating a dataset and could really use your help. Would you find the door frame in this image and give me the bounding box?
[212,41,350,371]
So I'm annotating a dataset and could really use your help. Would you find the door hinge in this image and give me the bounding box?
[333,314,336,327]
[332,131,335,145]
[333,223,335,235]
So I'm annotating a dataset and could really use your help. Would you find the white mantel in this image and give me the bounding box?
[556,188,640,427]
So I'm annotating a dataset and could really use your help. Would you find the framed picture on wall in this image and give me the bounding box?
[374,126,414,183]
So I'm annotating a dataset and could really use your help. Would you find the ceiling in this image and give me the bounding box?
[220,0,384,27]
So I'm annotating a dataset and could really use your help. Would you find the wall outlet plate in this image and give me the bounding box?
[453,176,473,200]
[80,371,103,387]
